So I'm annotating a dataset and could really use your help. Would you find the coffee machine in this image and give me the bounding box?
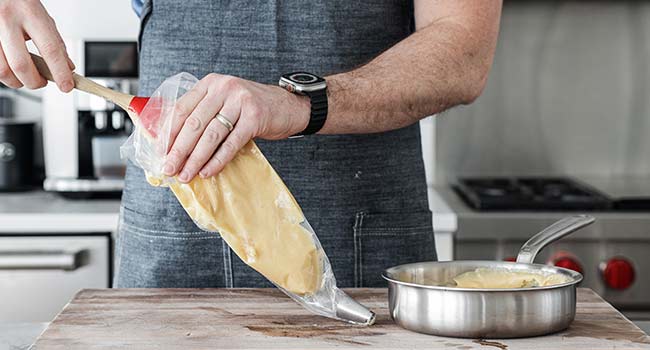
[43,41,138,197]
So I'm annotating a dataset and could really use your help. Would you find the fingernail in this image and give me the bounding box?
[162,163,174,175]
[61,80,73,92]
[199,170,208,178]
[179,171,190,182]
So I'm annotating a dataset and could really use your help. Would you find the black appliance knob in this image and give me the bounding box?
[0,142,15,162]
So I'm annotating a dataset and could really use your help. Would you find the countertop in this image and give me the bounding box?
[30,288,650,349]
[0,191,120,233]
[0,322,48,350]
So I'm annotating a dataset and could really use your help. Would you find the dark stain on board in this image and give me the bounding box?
[473,339,508,349]
[245,323,385,346]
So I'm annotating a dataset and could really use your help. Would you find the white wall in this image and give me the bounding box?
[436,1,650,182]
[41,0,139,40]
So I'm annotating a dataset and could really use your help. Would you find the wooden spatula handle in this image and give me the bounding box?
[30,53,134,111]
[29,53,56,82]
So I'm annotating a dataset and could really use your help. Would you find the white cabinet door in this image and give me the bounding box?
[0,235,110,322]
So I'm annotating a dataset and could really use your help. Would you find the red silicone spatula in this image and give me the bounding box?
[30,53,159,137]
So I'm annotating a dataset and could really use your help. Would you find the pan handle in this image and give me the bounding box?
[516,215,595,264]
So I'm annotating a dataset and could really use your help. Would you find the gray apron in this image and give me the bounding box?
[114,0,436,288]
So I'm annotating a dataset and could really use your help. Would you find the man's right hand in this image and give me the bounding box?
[0,0,74,92]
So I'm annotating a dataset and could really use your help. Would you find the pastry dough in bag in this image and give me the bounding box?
[120,73,374,324]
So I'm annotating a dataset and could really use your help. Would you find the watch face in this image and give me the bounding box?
[290,73,318,83]
[282,72,325,85]
[280,72,326,94]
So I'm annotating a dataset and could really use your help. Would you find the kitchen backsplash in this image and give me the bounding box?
[436,0,650,183]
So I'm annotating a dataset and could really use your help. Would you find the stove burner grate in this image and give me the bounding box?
[453,177,612,211]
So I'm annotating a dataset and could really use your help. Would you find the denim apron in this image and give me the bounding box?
[114,0,436,288]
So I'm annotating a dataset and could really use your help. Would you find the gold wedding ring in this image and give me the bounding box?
[215,113,234,132]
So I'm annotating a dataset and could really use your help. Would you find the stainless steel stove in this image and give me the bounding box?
[439,176,650,330]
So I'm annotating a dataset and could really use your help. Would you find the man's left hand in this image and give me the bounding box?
[161,73,310,183]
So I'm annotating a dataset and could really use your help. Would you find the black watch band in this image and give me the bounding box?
[297,87,328,136]
[279,72,328,137]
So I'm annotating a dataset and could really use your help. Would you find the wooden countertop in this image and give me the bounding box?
[31,288,650,350]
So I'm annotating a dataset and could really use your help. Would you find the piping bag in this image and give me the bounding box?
[32,54,375,325]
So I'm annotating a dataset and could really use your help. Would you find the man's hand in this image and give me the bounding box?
[162,74,310,182]
[0,0,74,92]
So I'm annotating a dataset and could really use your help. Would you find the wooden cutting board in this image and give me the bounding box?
[31,288,650,350]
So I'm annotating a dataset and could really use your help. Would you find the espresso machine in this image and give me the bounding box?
[42,41,138,197]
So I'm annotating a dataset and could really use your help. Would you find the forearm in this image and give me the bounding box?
[319,4,502,134]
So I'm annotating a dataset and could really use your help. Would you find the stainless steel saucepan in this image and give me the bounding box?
[382,215,595,338]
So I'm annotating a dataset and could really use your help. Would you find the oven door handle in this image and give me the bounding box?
[0,250,85,271]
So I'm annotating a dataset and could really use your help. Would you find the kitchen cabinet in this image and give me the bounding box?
[0,191,119,322]
[0,236,110,322]
[31,288,650,349]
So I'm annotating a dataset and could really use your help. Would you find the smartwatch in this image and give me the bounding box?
[279,72,328,136]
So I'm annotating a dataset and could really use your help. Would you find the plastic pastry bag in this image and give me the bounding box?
[121,73,375,325]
